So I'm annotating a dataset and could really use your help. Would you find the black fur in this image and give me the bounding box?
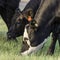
[0,0,20,29]
[0,0,20,39]
[21,0,60,55]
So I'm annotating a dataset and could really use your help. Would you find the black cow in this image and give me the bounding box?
[7,0,60,55]
[7,0,41,39]
[0,0,20,39]
[20,0,60,55]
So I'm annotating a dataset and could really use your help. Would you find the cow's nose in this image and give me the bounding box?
[7,33,12,39]
[7,33,16,40]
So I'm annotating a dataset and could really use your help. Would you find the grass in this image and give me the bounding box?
[0,18,60,60]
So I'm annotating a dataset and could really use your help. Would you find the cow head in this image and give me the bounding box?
[20,20,52,55]
[7,8,33,39]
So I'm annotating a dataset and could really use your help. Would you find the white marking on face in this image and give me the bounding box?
[23,26,29,40]
[23,26,31,46]
[21,26,48,55]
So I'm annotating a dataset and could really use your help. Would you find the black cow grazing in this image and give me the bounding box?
[20,0,60,55]
[0,0,20,39]
[7,0,60,55]
[7,0,41,39]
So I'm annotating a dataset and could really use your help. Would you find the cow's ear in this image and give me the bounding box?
[23,9,33,19]
[26,8,33,17]
[22,9,33,22]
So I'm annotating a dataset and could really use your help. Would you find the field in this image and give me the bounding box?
[0,18,60,60]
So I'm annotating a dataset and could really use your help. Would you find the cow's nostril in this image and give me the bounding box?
[7,33,14,39]
[24,37,29,40]
[8,35,11,38]
[7,34,12,39]
[7,34,17,40]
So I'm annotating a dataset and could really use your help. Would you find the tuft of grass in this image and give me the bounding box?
[0,18,60,60]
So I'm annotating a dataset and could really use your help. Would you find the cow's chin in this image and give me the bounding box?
[21,44,43,55]
[21,39,47,55]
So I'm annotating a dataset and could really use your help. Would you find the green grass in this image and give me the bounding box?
[0,18,60,60]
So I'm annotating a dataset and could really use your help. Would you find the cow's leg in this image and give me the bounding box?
[58,34,60,46]
[47,33,57,55]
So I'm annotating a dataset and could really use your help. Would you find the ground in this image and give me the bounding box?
[0,17,60,60]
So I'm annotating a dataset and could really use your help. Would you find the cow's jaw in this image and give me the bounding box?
[21,26,47,55]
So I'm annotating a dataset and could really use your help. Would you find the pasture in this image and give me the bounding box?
[0,17,60,60]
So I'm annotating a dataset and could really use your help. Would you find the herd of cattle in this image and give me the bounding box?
[0,0,60,55]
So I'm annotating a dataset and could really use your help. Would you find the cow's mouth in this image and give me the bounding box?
[20,40,46,55]
[7,32,16,39]
[21,28,47,55]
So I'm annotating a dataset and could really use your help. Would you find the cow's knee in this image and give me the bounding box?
[58,34,60,46]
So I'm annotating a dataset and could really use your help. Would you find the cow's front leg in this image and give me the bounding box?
[47,33,57,55]
[58,34,60,47]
